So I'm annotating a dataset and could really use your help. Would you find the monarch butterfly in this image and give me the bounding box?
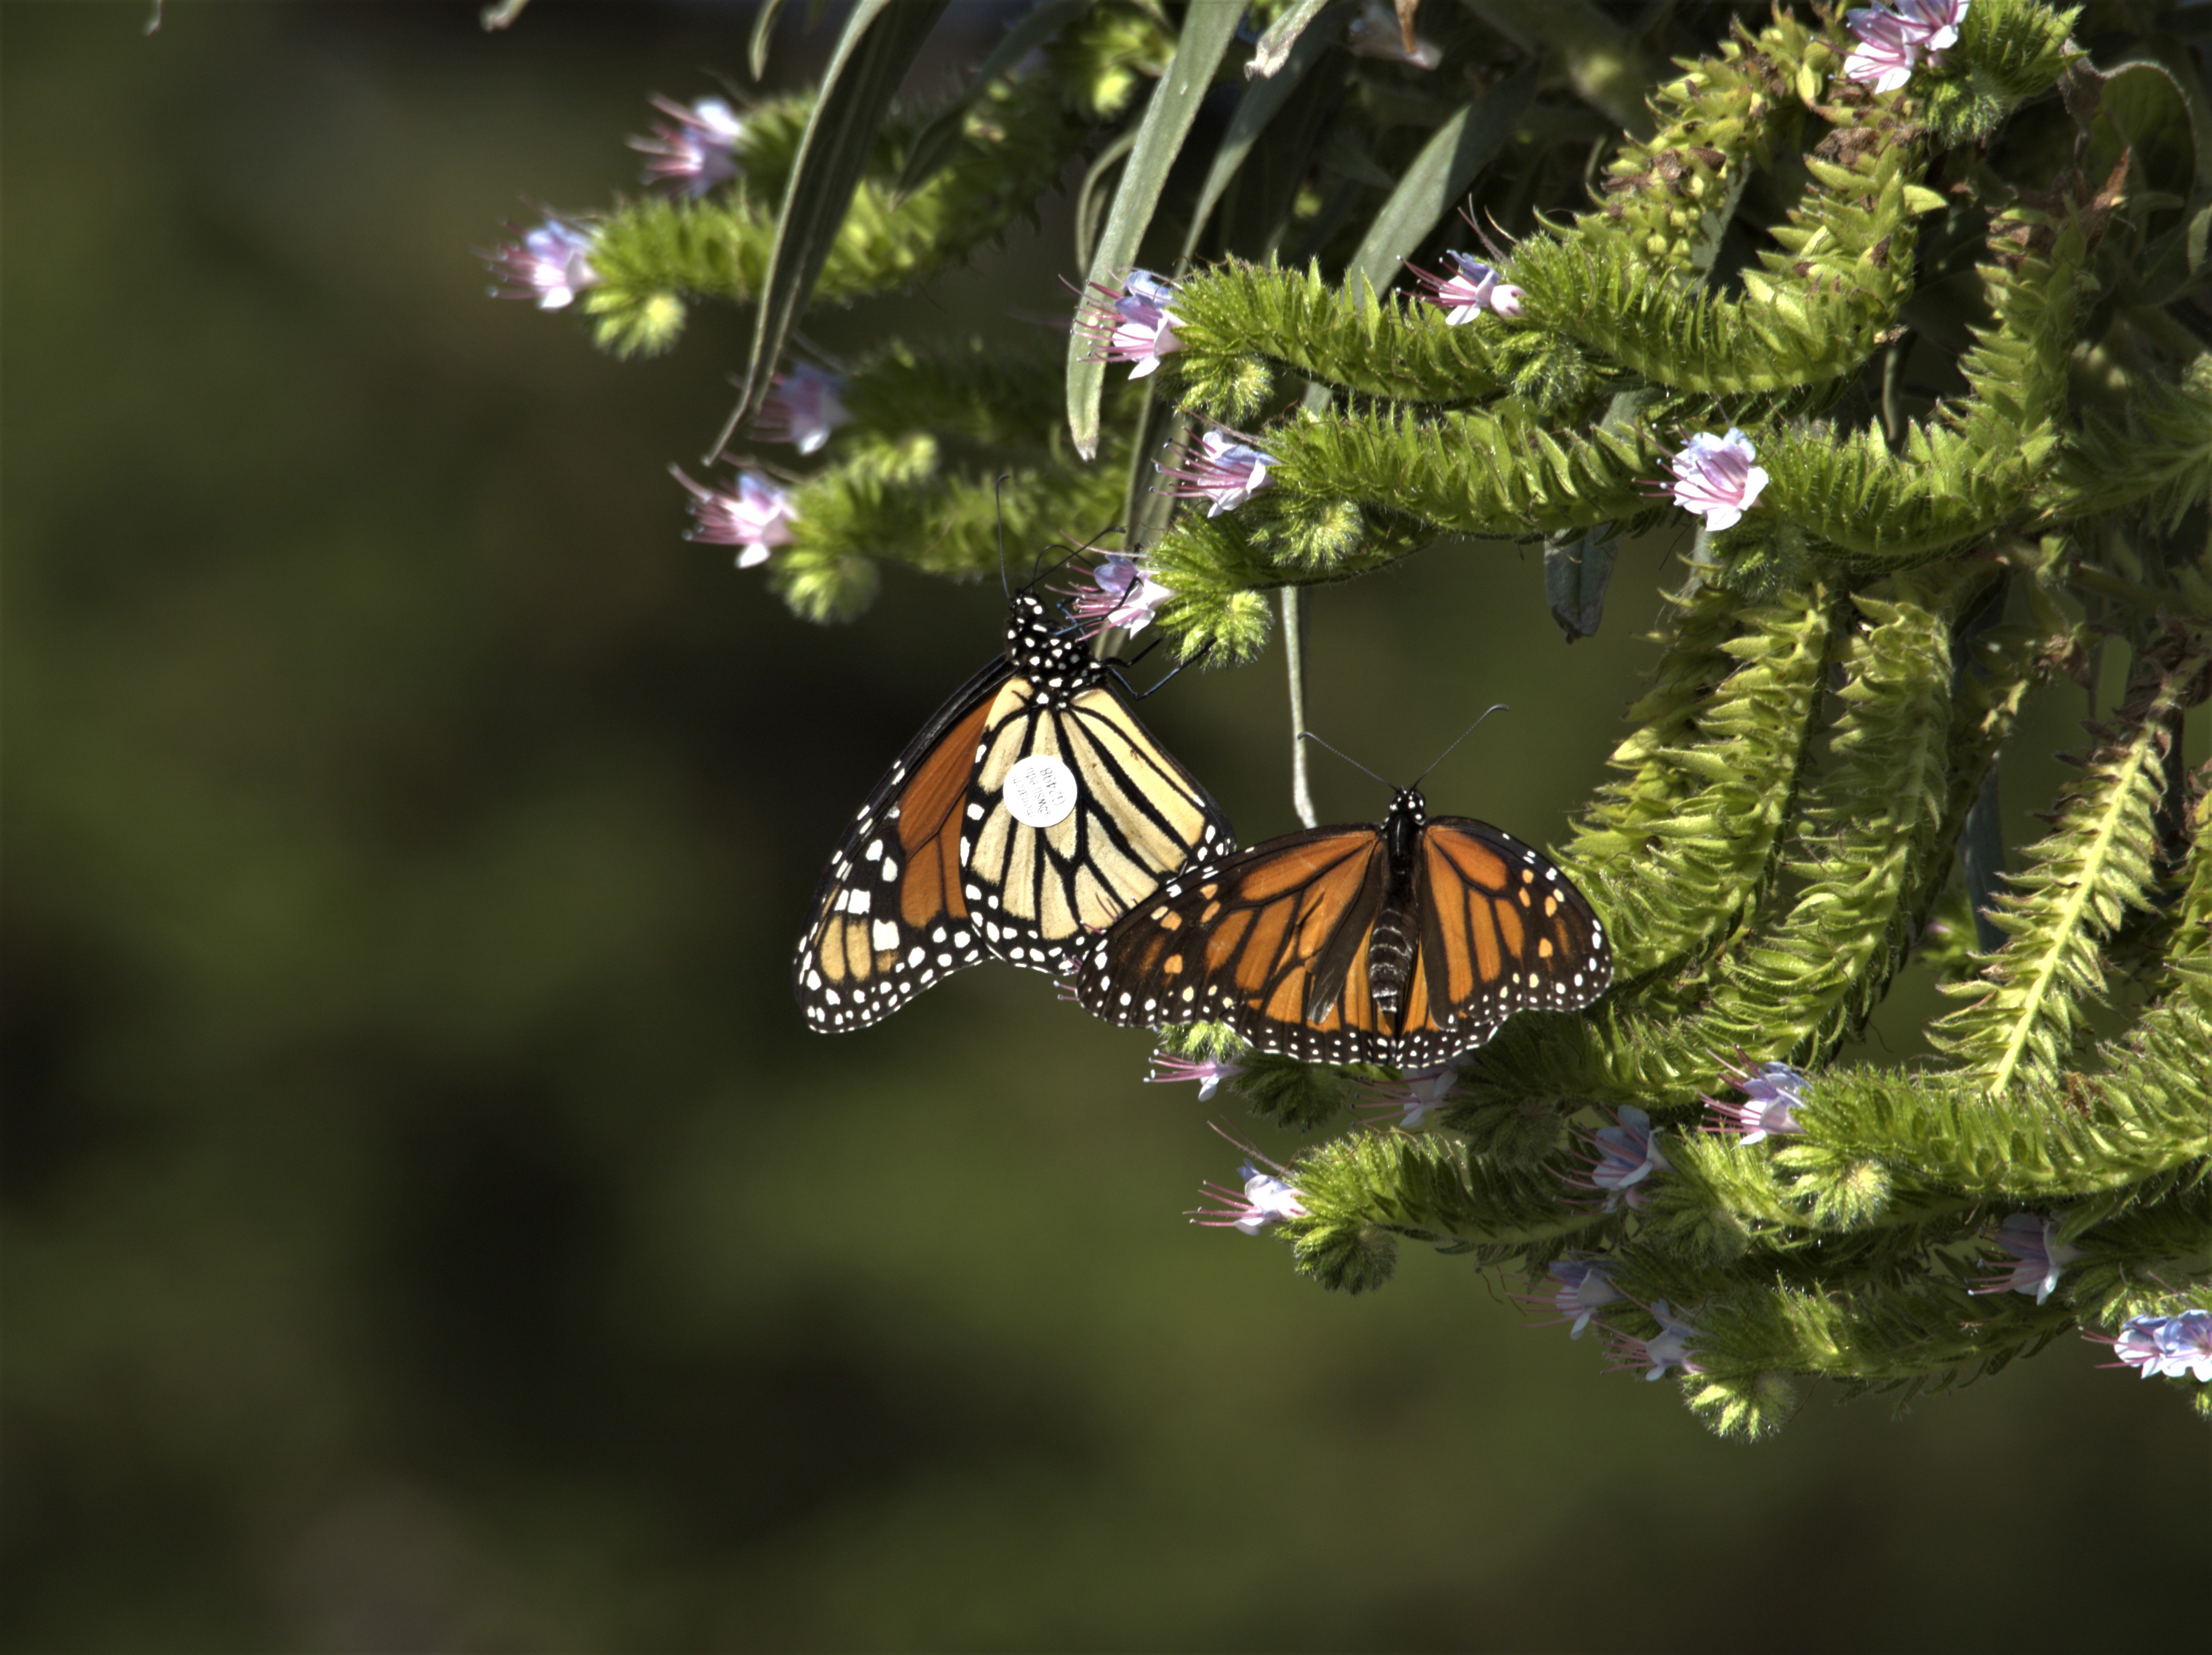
[795,589,1234,1032]
[1072,781,1611,1066]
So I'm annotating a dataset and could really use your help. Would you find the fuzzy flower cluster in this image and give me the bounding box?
[1069,554,1173,637]
[752,363,851,455]
[1413,253,1524,323]
[630,94,746,196]
[1194,1160,1308,1236]
[1842,0,1968,93]
[1971,1212,2083,1305]
[673,467,798,568]
[484,217,599,311]
[1076,271,1183,378]
[2097,1312,2212,1382]
[1663,429,1770,532]
[1704,1059,1807,1144]
[1156,430,1277,517]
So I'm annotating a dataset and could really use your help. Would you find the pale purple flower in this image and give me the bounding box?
[1075,270,1183,378]
[673,466,798,568]
[1843,0,1966,92]
[1605,1299,1703,1380]
[1663,429,1770,532]
[1898,0,1967,54]
[1359,1063,1461,1129]
[1843,8,1922,92]
[2157,1311,2212,1381]
[631,94,745,196]
[1156,430,1277,517]
[1413,252,1524,323]
[753,363,850,455]
[1068,554,1173,637]
[1970,1212,2083,1305]
[2100,1317,2174,1376]
[1345,0,1442,70]
[2093,1313,2212,1381]
[1147,1049,1244,1103]
[1193,1160,1308,1236]
[484,217,599,311]
[1525,1258,1624,1338]
[1704,1060,1808,1144]
[1573,1104,1671,1212]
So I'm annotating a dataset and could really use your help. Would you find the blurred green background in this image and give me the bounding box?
[4,4,2205,1650]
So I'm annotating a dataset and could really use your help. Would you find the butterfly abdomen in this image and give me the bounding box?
[1366,902,1419,1025]
[1364,792,1427,1025]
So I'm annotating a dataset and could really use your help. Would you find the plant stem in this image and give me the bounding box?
[1281,585,1318,828]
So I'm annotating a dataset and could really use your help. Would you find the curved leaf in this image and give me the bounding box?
[1065,2,1245,459]
[718,0,951,460]
[897,0,1093,199]
[1178,1,1348,266]
[1342,58,1537,292]
[1248,0,1336,80]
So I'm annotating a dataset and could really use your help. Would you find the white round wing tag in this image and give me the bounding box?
[1002,754,1079,828]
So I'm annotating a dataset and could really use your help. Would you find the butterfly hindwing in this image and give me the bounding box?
[793,656,1010,1032]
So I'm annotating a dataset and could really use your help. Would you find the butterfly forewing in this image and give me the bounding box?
[793,658,1009,1032]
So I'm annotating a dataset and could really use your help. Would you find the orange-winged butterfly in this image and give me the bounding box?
[1072,740,1611,1066]
[795,588,1233,1032]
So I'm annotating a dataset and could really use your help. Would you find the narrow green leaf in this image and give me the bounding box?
[1248,0,1336,80]
[1178,2,1346,266]
[719,0,951,460]
[749,0,792,80]
[1341,59,1537,294]
[897,0,1093,200]
[1316,124,1399,191]
[1122,400,1187,574]
[1066,1,1246,459]
[1075,126,1141,275]
[1545,521,1618,641]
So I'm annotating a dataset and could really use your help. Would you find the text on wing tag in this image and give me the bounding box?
[1003,754,1079,828]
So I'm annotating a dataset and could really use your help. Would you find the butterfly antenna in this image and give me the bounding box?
[1413,704,1510,789]
[1299,731,1393,791]
[995,475,1013,600]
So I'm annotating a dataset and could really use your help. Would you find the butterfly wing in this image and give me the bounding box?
[1075,827,1404,1063]
[1398,818,1614,1062]
[961,678,1234,973]
[1076,817,1614,1067]
[794,655,1012,1032]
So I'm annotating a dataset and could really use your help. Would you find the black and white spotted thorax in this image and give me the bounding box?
[1382,787,1427,865]
[1003,592,1100,711]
